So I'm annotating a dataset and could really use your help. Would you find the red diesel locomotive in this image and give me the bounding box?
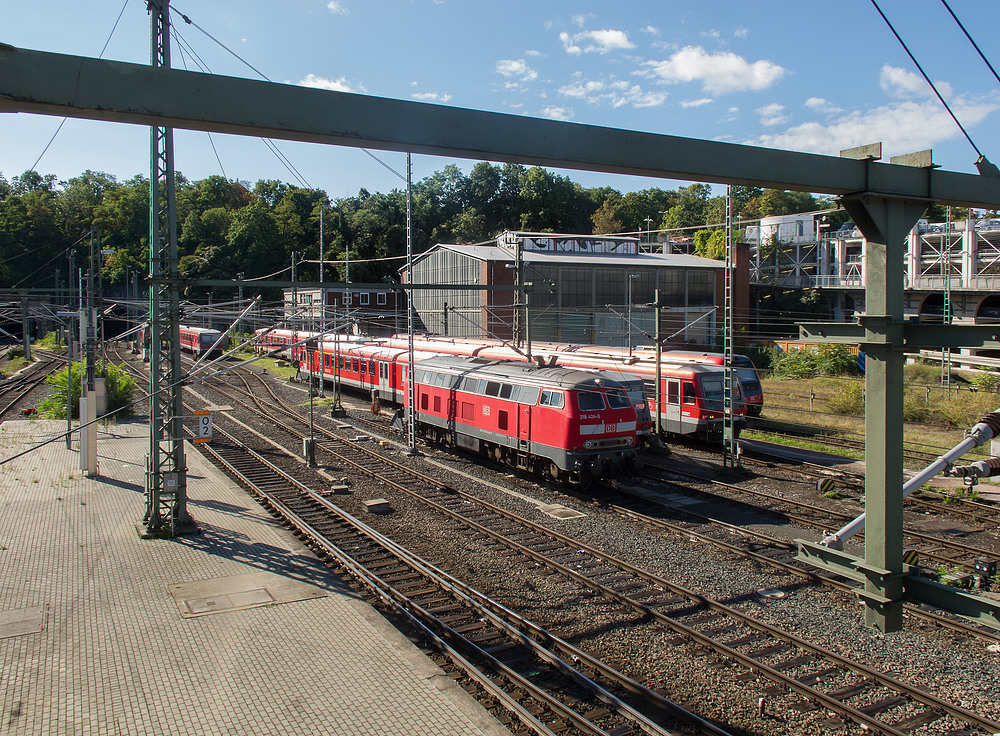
[408,355,638,485]
[298,343,639,485]
[374,335,746,441]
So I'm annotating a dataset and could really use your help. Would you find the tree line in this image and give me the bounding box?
[1,163,852,300]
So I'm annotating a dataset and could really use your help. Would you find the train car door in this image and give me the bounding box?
[518,403,531,446]
[660,378,682,434]
[379,360,392,399]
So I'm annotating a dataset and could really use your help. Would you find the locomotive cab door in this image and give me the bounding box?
[660,378,682,434]
[517,404,531,448]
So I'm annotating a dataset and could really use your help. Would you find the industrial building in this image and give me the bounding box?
[745,213,1000,330]
[400,231,751,349]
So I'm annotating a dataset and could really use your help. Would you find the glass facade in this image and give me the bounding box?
[408,247,718,345]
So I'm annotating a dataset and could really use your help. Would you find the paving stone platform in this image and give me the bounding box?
[0,420,511,736]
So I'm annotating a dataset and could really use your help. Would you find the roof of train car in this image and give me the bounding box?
[179,325,223,336]
[415,355,631,392]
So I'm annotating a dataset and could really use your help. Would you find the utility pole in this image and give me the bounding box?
[722,185,740,468]
[144,0,194,534]
[405,152,418,456]
[20,296,31,362]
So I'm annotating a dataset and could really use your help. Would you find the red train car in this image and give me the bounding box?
[298,342,639,485]
[254,328,367,361]
[409,355,637,485]
[374,335,746,441]
[178,325,226,356]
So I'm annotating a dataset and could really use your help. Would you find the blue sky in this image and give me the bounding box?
[3,0,1000,200]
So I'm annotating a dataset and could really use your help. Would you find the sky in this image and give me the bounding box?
[3,0,1000,202]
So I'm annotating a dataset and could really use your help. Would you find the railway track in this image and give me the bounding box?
[642,455,1000,571]
[0,351,64,420]
[196,420,731,736]
[742,447,1000,530]
[184,366,1000,734]
[748,418,987,469]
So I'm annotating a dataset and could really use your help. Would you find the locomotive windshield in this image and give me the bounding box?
[577,391,606,411]
[605,390,631,409]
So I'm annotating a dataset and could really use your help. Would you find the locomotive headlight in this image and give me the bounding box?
[584,440,595,449]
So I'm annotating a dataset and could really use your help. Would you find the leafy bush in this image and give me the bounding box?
[815,345,861,376]
[972,370,1000,392]
[772,345,861,379]
[37,362,138,420]
[771,349,819,378]
[7,345,25,359]
[825,383,864,415]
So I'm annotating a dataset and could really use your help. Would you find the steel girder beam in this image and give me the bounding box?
[4,43,1000,208]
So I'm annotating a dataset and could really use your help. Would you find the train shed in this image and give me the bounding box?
[401,231,751,348]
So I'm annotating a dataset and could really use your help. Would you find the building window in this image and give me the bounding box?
[377,292,387,306]
[344,292,352,305]
[360,293,370,305]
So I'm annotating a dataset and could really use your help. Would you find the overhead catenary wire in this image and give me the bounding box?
[940,0,1000,90]
[171,4,408,187]
[869,0,983,159]
[29,0,130,172]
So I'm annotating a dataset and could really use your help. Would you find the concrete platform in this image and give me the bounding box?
[0,420,511,736]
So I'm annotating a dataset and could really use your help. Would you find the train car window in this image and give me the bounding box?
[484,381,501,397]
[434,373,448,387]
[539,390,565,409]
[517,387,540,405]
[682,381,696,405]
[461,402,474,421]
[499,384,513,399]
[461,377,482,394]
[577,391,606,411]
[498,410,509,431]
[352,358,359,373]
[606,390,631,409]
[667,379,679,405]
[433,396,442,413]
[420,393,429,410]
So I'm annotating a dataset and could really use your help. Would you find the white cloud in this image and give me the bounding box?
[880,64,953,99]
[298,73,365,93]
[559,31,581,55]
[559,78,666,108]
[495,59,538,82]
[524,49,544,58]
[701,29,721,40]
[805,96,842,115]
[680,97,714,108]
[411,92,452,103]
[327,1,348,15]
[756,102,788,126]
[734,27,749,38]
[641,45,785,93]
[642,25,660,36]
[749,98,998,156]
[560,29,635,55]
[541,106,573,121]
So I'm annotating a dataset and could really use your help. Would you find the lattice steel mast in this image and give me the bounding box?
[144,0,193,533]
[722,186,740,467]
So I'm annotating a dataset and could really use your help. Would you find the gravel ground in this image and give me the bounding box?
[20,357,1000,736]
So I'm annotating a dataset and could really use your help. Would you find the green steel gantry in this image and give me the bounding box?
[4,41,1000,630]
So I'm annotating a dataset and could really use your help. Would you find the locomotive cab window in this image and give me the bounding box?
[484,381,501,397]
[539,390,564,409]
[606,390,631,409]
[577,392,606,411]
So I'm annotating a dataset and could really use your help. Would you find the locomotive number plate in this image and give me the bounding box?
[605,423,616,433]
[482,406,490,416]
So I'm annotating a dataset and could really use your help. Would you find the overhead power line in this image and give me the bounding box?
[869,0,983,159]
[940,0,1000,89]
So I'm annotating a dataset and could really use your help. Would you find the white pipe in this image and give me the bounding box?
[821,410,1000,549]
